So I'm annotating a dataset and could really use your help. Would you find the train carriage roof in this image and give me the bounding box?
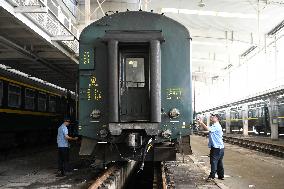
[80,11,191,42]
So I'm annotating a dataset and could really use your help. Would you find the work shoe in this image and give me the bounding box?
[206,177,215,182]
[218,177,225,180]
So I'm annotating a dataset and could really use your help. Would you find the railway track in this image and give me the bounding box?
[88,161,169,189]
[88,161,137,189]
[195,132,284,157]
[152,162,168,189]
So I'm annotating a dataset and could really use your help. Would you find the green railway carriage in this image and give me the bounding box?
[79,11,192,161]
[0,68,75,148]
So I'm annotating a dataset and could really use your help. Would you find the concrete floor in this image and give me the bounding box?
[190,135,284,189]
[0,144,98,189]
[165,154,220,189]
[1,136,283,189]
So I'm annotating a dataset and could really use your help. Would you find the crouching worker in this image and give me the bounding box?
[197,114,225,181]
[56,117,78,177]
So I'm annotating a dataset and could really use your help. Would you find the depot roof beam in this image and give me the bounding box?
[1,0,79,64]
[14,5,48,13]
[89,0,106,19]
[51,35,75,41]
[97,0,105,16]
[0,52,26,59]
[0,35,73,82]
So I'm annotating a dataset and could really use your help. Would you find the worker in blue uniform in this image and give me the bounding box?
[56,117,78,177]
[197,114,225,181]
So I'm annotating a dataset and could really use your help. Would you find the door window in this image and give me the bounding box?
[125,58,145,87]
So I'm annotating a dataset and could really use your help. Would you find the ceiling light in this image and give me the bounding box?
[267,20,284,36]
[198,0,205,7]
[223,64,233,70]
[240,46,257,57]
[161,8,258,19]
[212,75,219,80]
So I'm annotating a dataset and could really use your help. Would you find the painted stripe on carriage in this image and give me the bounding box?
[170,120,180,122]
[0,76,61,96]
[247,118,259,120]
[90,120,100,122]
[98,142,107,143]
[278,117,284,119]
[0,108,58,116]
[230,118,258,121]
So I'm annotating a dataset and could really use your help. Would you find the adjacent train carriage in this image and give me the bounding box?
[248,102,270,134]
[197,98,284,136]
[0,68,75,148]
[78,11,192,161]
[229,106,245,133]
[228,102,270,134]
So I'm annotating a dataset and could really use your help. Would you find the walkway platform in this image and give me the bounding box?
[190,135,284,189]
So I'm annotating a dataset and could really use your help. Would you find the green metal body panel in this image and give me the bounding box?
[79,11,192,141]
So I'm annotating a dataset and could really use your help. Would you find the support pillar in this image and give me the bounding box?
[108,40,119,122]
[150,40,161,122]
[206,113,211,127]
[85,0,90,25]
[225,108,231,134]
[269,96,279,140]
[242,106,248,136]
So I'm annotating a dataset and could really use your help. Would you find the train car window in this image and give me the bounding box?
[248,110,252,118]
[231,112,237,119]
[49,95,56,112]
[125,58,145,87]
[25,89,35,110]
[69,106,74,117]
[250,109,255,117]
[236,112,238,119]
[260,108,264,117]
[230,112,234,119]
[8,84,21,108]
[60,97,67,114]
[256,108,260,117]
[38,92,47,111]
[0,81,2,106]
